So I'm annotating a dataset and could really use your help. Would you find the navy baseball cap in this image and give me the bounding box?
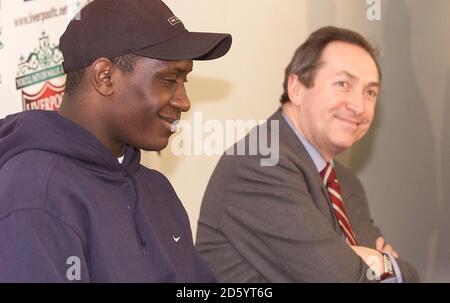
[59,0,232,73]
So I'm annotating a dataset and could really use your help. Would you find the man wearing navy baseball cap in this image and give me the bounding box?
[0,0,231,282]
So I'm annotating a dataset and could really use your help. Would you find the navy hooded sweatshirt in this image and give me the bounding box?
[0,110,215,282]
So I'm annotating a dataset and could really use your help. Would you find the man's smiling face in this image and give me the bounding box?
[293,40,380,160]
[112,57,193,151]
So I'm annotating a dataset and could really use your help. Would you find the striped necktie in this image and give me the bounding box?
[320,162,358,246]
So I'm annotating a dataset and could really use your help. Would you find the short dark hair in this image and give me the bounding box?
[64,54,138,96]
[280,26,381,103]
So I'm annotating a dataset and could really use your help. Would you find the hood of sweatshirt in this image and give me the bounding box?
[0,110,140,173]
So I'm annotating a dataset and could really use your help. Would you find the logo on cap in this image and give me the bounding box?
[167,16,181,26]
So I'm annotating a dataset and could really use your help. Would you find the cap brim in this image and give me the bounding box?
[133,31,232,61]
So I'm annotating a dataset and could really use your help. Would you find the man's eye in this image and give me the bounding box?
[367,89,378,97]
[336,81,347,88]
[163,78,177,86]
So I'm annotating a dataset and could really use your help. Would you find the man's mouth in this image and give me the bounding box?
[336,116,360,129]
[158,115,180,132]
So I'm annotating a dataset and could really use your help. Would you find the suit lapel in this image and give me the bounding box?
[269,109,340,233]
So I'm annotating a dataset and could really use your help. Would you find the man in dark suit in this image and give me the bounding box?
[196,26,419,282]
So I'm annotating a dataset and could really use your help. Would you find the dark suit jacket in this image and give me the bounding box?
[196,109,419,282]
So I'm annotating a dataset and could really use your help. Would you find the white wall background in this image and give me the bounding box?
[0,0,448,282]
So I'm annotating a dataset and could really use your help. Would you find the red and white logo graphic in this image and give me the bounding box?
[22,81,65,111]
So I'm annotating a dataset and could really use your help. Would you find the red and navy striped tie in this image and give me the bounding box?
[320,162,358,246]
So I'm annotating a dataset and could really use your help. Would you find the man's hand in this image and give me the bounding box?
[375,236,399,258]
[350,245,384,279]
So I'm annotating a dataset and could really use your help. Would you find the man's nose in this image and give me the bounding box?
[346,91,365,115]
[173,84,191,112]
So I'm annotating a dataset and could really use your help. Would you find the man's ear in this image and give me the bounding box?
[287,74,305,106]
[88,58,115,97]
